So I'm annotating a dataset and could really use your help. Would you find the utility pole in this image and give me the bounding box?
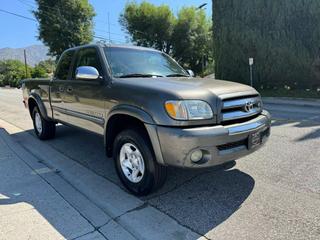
[23,49,28,78]
[107,12,111,43]
[197,3,207,74]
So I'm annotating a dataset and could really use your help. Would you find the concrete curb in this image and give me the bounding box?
[0,121,203,240]
[262,97,320,108]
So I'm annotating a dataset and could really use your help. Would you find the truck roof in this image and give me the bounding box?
[67,43,161,53]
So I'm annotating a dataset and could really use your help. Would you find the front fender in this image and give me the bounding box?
[104,104,155,144]
[105,104,155,126]
[104,105,166,165]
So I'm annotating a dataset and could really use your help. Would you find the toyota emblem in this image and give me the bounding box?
[244,101,254,112]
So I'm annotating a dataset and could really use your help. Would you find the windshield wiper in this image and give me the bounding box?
[118,73,164,78]
[166,73,189,77]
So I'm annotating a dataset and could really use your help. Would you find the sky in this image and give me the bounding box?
[0,0,212,49]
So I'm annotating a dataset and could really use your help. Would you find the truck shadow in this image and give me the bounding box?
[9,124,255,237]
[147,167,255,235]
[265,105,320,142]
[0,190,91,239]
[0,127,93,239]
[271,119,320,141]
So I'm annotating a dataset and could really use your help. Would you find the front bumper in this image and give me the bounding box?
[152,110,271,168]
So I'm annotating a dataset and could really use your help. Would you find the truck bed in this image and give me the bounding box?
[22,78,53,119]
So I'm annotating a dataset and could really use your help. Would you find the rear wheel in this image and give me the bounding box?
[113,129,167,196]
[32,107,56,140]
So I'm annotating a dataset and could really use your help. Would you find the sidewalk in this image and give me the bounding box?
[262,97,320,108]
[0,128,102,240]
[0,122,203,240]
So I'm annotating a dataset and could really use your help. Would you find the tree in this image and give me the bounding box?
[172,7,213,74]
[37,59,56,74]
[120,2,213,74]
[213,0,320,89]
[33,0,95,58]
[31,59,56,78]
[31,65,48,78]
[0,60,31,87]
[120,2,175,53]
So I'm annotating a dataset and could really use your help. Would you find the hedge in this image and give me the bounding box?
[212,0,320,90]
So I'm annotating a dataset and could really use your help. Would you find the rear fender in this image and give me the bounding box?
[28,93,50,120]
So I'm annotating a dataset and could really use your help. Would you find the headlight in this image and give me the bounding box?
[165,100,213,120]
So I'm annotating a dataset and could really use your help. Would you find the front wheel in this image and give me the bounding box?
[32,107,56,140]
[113,129,167,196]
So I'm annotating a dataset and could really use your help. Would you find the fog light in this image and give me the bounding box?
[190,150,203,163]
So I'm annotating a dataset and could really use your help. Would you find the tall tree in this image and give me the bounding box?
[213,0,320,89]
[120,2,175,53]
[34,0,95,58]
[120,1,213,74]
[172,7,212,74]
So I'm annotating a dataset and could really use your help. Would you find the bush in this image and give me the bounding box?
[213,0,320,90]
[31,65,48,78]
[0,60,31,87]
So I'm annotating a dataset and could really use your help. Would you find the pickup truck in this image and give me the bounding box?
[22,43,271,195]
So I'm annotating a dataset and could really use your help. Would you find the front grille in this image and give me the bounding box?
[221,95,262,123]
[217,139,247,151]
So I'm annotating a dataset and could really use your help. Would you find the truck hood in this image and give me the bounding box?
[116,77,258,99]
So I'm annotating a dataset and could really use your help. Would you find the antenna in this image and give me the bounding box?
[107,12,111,43]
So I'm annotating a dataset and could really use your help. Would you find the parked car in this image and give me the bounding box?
[22,43,271,195]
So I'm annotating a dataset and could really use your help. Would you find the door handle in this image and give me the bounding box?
[66,86,73,93]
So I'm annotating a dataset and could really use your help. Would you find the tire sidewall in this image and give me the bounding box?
[114,130,156,195]
[32,107,43,138]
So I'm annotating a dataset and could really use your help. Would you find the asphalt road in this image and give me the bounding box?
[0,88,319,240]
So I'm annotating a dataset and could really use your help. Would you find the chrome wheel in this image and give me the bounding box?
[34,112,43,134]
[119,143,145,183]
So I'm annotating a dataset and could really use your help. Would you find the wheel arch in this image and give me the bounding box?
[27,93,50,120]
[104,105,165,165]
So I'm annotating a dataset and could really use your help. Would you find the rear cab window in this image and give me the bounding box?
[55,50,75,80]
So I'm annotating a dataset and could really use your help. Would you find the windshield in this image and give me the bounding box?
[104,47,188,78]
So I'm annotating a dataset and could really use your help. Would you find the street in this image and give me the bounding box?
[0,88,320,240]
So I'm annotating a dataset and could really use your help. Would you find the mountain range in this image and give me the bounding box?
[0,45,51,66]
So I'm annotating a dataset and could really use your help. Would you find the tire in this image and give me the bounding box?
[113,128,167,196]
[32,106,56,140]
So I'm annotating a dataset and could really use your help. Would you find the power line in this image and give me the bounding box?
[17,0,120,29]
[0,8,36,22]
[1,5,131,45]
[17,0,35,8]
[93,35,127,45]
[95,28,126,37]
[15,1,128,42]
[94,18,118,27]
[0,7,127,44]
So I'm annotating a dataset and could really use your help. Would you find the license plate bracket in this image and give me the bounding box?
[248,130,262,149]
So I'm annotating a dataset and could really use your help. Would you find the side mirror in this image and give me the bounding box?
[187,69,195,77]
[75,66,100,80]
